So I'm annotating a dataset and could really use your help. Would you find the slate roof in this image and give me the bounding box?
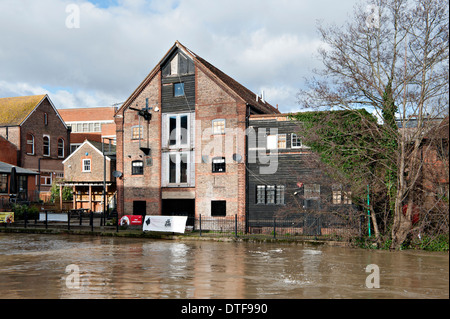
[117,41,280,116]
[0,161,39,175]
[0,95,46,126]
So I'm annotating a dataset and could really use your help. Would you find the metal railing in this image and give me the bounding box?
[2,211,363,242]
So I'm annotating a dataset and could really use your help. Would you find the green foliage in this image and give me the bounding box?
[50,183,73,203]
[11,204,39,220]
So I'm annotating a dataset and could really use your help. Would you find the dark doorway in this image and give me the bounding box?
[133,200,146,216]
[162,199,195,226]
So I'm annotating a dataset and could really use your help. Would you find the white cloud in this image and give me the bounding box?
[0,0,358,112]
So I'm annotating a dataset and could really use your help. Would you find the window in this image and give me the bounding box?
[278,134,286,149]
[256,185,285,205]
[132,160,144,175]
[132,125,143,139]
[267,135,278,150]
[332,191,342,204]
[212,119,225,135]
[343,192,352,205]
[304,184,320,199]
[43,135,50,156]
[211,200,226,217]
[44,113,48,125]
[267,134,286,149]
[40,172,52,186]
[70,144,80,154]
[291,133,302,148]
[168,152,189,185]
[256,185,266,204]
[82,159,91,172]
[276,185,285,204]
[26,133,35,155]
[212,157,226,173]
[0,174,7,193]
[266,185,276,204]
[167,114,189,147]
[174,82,185,97]
[57,138,64,158]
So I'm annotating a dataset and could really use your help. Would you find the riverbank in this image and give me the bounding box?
[2,225,447,251]
[0,226,351,247]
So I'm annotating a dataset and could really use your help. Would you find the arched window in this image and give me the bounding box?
[26,133,35,155]
[43,135,50,156]
[57,138,64,158]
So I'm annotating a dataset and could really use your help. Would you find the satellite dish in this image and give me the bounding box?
[112,171,123,178]
[232,153,242,162]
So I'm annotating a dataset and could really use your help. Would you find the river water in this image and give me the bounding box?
[0,233,448,299]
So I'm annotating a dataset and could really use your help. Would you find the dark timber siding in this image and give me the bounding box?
[247,117,356,222]
[161,74,195,113]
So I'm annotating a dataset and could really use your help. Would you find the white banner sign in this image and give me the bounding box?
[39,213,68,222]
[143,215,188,233]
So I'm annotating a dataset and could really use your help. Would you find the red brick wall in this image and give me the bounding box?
[20,97,70,193]
[116,71,162,217]
[0,136,18,165]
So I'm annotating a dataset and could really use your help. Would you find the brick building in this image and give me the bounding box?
[58,106,117,153]
[62,139,116,212]
[115,41,280,221]
[0,94,70,200]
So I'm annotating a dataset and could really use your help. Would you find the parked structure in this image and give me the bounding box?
[0,94,70,201]
[61,139,116,212]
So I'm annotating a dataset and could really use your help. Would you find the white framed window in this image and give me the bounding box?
[26,133,35,155]
[212,119,225,135]
[57,138,64,158]
[332,191,342,204]
[278,134,286,149]
[291,133,302,148]
[267,134,286,149]
[82,159,91,172]
[167,152,189,185]
[43,135,50,156]
[267,135,278,150]
[276,185,285,204]
[256,185,266,204]
[266,185,276,204]
[166,113,190,148]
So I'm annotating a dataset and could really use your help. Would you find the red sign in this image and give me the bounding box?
[119,215,143,226]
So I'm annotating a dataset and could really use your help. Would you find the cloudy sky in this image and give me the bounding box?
[0,0,360,113]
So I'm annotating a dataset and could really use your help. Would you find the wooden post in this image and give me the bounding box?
[88,184,92,212]
[59,184,63,211]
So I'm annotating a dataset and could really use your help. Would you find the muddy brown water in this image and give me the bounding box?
[0,233,448,299]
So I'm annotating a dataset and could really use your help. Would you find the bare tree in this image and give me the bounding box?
[296,0,449,249]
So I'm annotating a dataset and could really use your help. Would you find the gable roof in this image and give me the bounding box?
[62,139,115,164]
[0,94,46,126]
[0,94,67,129]
[116,41,280,116]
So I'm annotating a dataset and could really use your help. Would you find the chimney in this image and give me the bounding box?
[261,91,265,103]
